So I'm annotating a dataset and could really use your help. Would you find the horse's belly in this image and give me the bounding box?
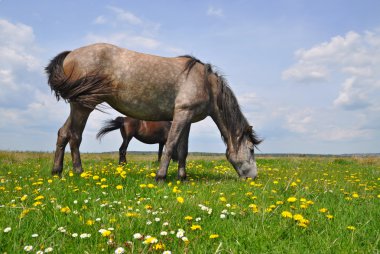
[107,92,175,121]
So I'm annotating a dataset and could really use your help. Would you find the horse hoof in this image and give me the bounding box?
[155,175,166,182]
[177,175,187,182]
[73,167,83,174]
[51,168,62,177]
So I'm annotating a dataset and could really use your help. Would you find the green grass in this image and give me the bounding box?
[0,151,379,253]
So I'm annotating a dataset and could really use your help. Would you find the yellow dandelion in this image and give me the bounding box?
[209,234,219,239]
[281,211,293,218]
[287,197,297,203]
[347,226,356,231]
[102,230,112,237]
[293,214,304,221]
[177,197,184,204]
[352,193,359,198]
[21,195,28,201]
[116,185,123,190]
[190,224,202,231]
[153,242,165,250]
[86,219,94,225]
[150,172,156,177]
[60,206,71,214]
[184,216,193,221]
[219,197,227,202]
[34,195,44,201]
[319,208,328,213]
[326,214,334,219]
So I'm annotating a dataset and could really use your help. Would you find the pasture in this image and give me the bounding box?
[0,151,379,253]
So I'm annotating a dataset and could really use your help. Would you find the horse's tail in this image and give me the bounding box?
[96,117,125,140]
[45,51,113,110]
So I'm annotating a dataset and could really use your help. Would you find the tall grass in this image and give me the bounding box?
[0,151,379,253]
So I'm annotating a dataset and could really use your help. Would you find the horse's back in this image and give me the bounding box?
[63,43,210,121]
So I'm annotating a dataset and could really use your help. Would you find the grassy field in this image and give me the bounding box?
[0,151,379,253]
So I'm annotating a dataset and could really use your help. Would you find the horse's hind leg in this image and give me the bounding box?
[158,143,164,162]
[52,102,93,176]
[52,118,71,176]
[68,103,93,173]
[118,136,131,164]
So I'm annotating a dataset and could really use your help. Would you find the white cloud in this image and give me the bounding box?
[283,29,380,112]
[93,15,107,25]
[107,6,142,25]
[207,6,224,17]
[85,33,160,50]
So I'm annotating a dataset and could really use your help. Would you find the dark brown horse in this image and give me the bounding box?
[96,116,178,164]
[46,43,261,181]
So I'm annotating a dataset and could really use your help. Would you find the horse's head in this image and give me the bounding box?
[226,126,261,179]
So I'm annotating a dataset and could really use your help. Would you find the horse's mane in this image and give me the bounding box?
[179,55,262,148]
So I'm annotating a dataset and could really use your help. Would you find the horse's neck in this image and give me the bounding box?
[211,111,236,151]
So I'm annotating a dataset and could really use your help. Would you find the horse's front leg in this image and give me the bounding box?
[176,125,191,181]
[156,110,193,181]
[68,103,93,174]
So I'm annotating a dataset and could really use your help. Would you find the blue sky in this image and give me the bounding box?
[0,0,379,154]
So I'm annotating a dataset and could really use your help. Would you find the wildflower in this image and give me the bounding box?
[276,201,284,205]
[99,229,112,237]
[150,172,156,177]
[177,197,184,204]
[153,242,165,250]
[160,231,168,236]
[163,251,172,254]
[80,233,91,238]
[347,226,356,231]
[184,216,193,221]
[195,217,201,222]
[143,236,158,244]
[36,251,44,254]
[219,197,227,202]
[281,211,293,218]
[44,247,53,253]
[293,214,304,221]
[34,195,44,201]
[58,227,66,233]
[147,183,156,188]
[60,206,71,214]
[21,195,28,201]
[287,197,297,203]
[133,233,143,239]
[31,233,38,238]
[176,229,185,238]
[326,214,334,219]
[24,245,33,252]
[181,236,189,244]
[249,204,259,213]
[116,185,123,190]
[86,219,94,225]
[210,234,219,239]
[190,224,202,231]
[352,193,359,198]
[93,175,100,180]
[220,214,226,219]
[319,208,328,213]
[115,247,125,254]
[72,233,78,237]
